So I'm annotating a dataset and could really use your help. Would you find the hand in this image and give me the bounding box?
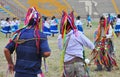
[92,49,96,53]
[8,63,14,73]
[88,63,91,66]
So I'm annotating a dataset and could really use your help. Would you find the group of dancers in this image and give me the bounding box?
[0,17,20,38]
[1,13,120,38]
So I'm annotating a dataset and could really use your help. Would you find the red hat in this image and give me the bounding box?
[60,11,77,38]
[24,7,41,26]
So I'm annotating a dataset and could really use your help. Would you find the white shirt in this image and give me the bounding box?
[0,20,6,27]
[15,20,20,25]
[4,21,11,27]
[58,30,95,62]
[116,18,120,25]
[50,19,57,26]
[75,20,83,26]
[44,21,50,28]
[106,25,113,38]
[11,21,16,26]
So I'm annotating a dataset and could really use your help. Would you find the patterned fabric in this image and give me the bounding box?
[92,38,118,69]
[63,62,88,77]
[92,17,118,71]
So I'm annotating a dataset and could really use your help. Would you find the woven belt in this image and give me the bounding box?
[64,57,83,64]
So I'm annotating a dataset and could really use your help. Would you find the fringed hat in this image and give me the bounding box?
[15,7,42,54]
[95,16,108,41]
[60,11,77,38]
[24,7,41,28]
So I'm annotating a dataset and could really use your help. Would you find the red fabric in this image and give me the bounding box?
[60,11,77,38]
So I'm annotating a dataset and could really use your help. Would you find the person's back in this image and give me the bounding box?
[58,11,95,77]
[14,28,48,74]
[4,7,51,77]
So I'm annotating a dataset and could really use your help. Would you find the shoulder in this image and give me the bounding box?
[77,31,83,35]
[57,34,62,40]
[75,31,87,39]
[39,31,47,38]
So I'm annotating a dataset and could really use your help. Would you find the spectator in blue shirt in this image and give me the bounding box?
[87,14,92,28]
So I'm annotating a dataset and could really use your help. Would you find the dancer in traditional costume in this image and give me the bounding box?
[0,17,11,38]
[50,16,58,37]
[114,14,120,37]
[43,17,51,36]
[0,18,5,28]
[11,17,18,32]
[15,18,20,27]
[75,16,83,33]
[4,7,51,77]
[93,16,118,71]
[58,11,95,77]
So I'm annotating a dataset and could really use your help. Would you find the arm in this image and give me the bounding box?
[106,25,113,38]
[43,52,51,57]
[57,34,63,50]
[77,32,95,50]
[40,34,51,58]
[4,41,15,73]
[4,48,14,73]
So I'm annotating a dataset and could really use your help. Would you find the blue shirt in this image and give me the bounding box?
[87,16,91,22]
[5,28,51,74]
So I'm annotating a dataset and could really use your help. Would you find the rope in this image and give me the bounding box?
[13,38,46,44]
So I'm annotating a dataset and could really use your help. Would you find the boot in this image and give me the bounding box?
[94,64,102,71]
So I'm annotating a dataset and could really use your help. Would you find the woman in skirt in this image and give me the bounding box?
[114,14,120,37]
[50,16,59,37]
[43,17,51,36]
